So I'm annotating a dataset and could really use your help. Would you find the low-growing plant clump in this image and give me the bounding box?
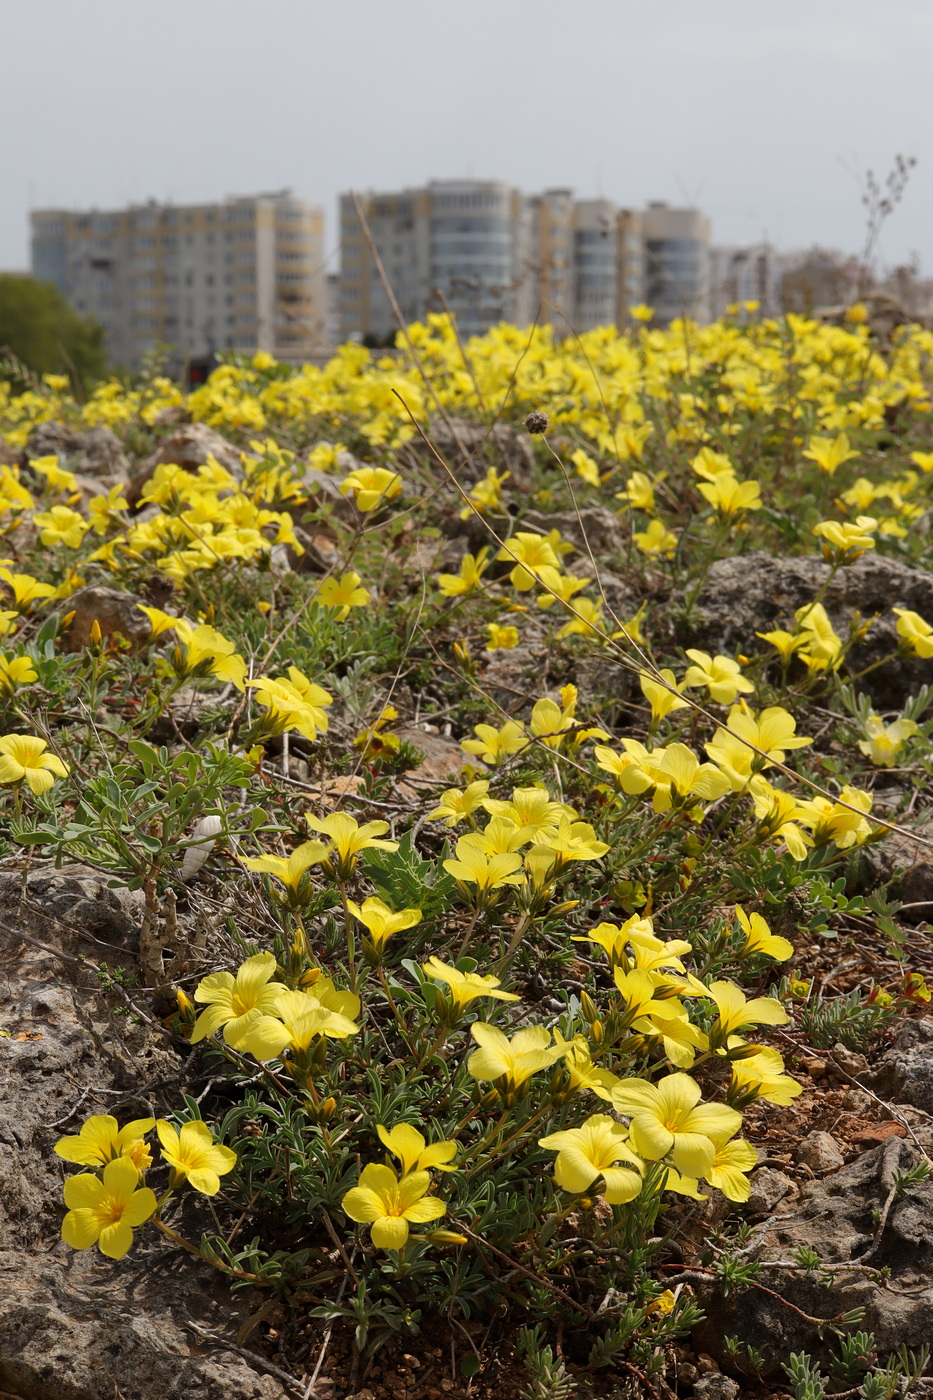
[1,304,933,1398]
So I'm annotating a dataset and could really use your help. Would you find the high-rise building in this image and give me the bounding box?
[339,183,713,341]
[340,180,532,343]
[640,202,711,326]
[30,190,325,370]
[527,189,575,330]
[616,209,646,327]
[571,200,618,331]
[710,243,780,319]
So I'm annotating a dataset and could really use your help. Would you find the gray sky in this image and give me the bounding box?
[4,0,932,275]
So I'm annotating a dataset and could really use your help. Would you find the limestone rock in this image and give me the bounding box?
[403,416,535,492]
[745,1167,796,1216]
[687,551,933,707]
[693,1375,740,1400]
[0,864,287,1399]
[521,507,626,558]
[22,422,131,485]
[869,1018,933,1115]
[797,1131,845,1173]
[128,423,245,507]
[62,586,152,651]
[691,1139,933,1377]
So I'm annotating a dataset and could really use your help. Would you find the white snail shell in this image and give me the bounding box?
[178,814,223,882]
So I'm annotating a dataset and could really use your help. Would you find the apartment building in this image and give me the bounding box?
[571,200,618,331]
[640,202,711,325]
[339,182,713,340]
[30,190,325,370]
[709,243,780,319]
[340,180,533,343]
[527,188,574,329]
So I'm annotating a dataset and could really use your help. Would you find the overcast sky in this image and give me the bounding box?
[4,0,932,275]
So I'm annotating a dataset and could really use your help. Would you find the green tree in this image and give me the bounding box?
[0,275,107,392]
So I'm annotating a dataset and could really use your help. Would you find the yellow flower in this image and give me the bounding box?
[248,669,333,741]
[443,834,524,901]
[496,531,560,591]
[535,569,591,610]
[138,605,179,637]
[570,448,601,487]
[347,896,421,952]
[555,597,605,640]
[460,466,508,518]
[190,952,287,1048]
[728,1044,803,1107]
[0,734,68,794]
[553,1032,623,1099]
[339,466,402,512]
[909,450,933,474]
[858,714,918,767]
[697,473,763,516]
[691,447,733,481]
[156,1120,237,1196]
[616,470,656,512]
[893,608,933,658]
[29,455,78,497]
[461,720,527,765]
[427,780,490,826]
[734,905,794,962]
[437,548,490,597]
[529,696,575,751]
[482,784,573,840]
[682,650,754,705]
[611,1072,742,1179]
[756,628,805,663]
[572,915,659,968]
[795,602,844,671]
[803,431,858,475]
[315,571,370,620]
[240,985,360,1062]
[704,1128,759,1202]
[55,1115,155,1169]
[748,777,813,860]
[486,622,519,650]
[33,504,90,549]
[701,979,789,1049]
[421,957,521,1014]
[813,516,877,562]
[706,704,810,788]
[377,1123,458,1175]
[796,785,873,848]
[342,1164,445,1249]
[633,518,677,557]
[87,483,129,534]
[0,653,37,696]
[0,570,56,608]
[467,1022,567,1092]
[528,816,609,874]
[61,1157,157,1260]
[242,840,329,892]
[304,811,398,880]
[639,669,689,724]
[538,1114,644,1203]
[648,743,732,813]
[630,303,654,322]
[173,620,247,690]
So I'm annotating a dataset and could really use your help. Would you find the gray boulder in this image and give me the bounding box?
[692,1138,933,1377]
[686,551,933,707]
[0,865,288,1399]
